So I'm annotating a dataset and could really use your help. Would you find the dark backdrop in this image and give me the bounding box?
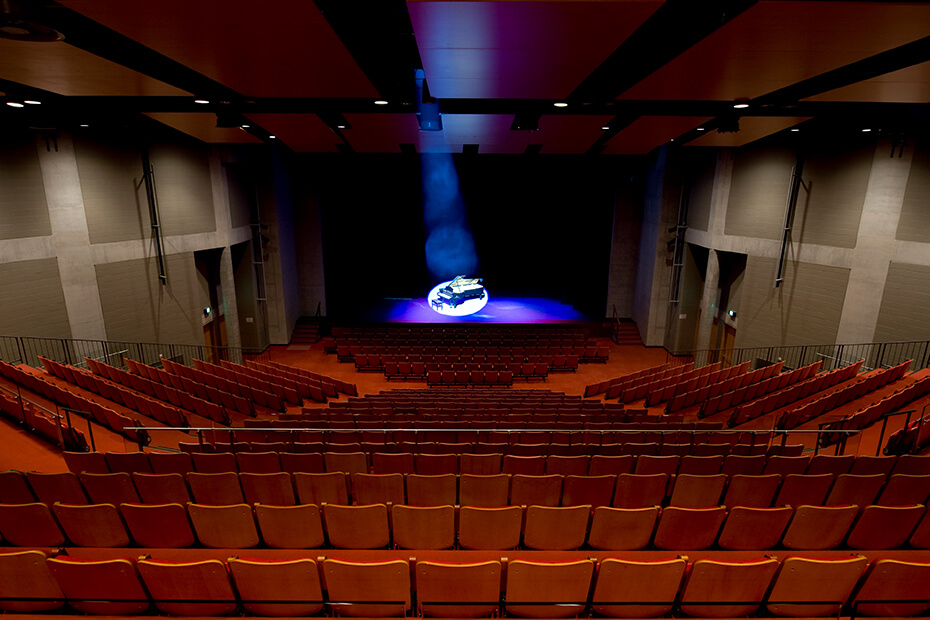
[314,153,637,319]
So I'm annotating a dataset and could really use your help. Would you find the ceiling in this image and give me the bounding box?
[1,0,929,155]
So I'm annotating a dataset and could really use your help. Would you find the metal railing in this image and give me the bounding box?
[0,335,269,371]
[668,339,930,373]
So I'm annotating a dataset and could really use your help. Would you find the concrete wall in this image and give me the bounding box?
[679,133,930,351]
[0,127,261,349]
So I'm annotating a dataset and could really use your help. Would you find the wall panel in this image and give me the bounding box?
[0,258,70,338]
[0,132,52,240]
[897,141,930,243]
[874,262,930,343]
[725,145,795,240]
[149,140,216,237]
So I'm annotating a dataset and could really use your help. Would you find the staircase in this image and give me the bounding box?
[290,318,320,345]
[613,319,643,346]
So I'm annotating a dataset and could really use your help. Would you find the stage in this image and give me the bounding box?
[363,296,596,323]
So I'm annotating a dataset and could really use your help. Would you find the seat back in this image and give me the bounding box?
[416,560,502,618]
[120,503,195,548]
[132,472,191,504]
[846,504,926,550]
[721,474,781,508]
[876,474,930,506]
[851,559,930,617]
[613,474,667,509]
[781,504,858,550]
[680,558,779,617]
[459,473,510,507]
[0,503,65,546]
[148,451,193,475]
[392,504,455,550]
[187,471,245,505]
[26,472,88,505]
[352,473,405,505]
[0,470,36,503]
[523,504,590,550]
[105,451,152,474]
[322,559,411,617]
[407,473,457,506]
[236,451,282,474]
[766,556,868,617]
[561,475,615,508]
[458,505,523,550]
[592,558,686,618]
[323,503,390,549]
[240,472,296,506]
[774,474,834,507]
[79,472,140,505]
[587,506,659,551]
[505,559,594,618]
[254,504,325,549]
[511,474,562,506]
[294,472,349,505]
[52,502,130,547]
[228,558,324,616]
[716,506,793,550]
[188,503,260,548]
[47,557,150,615]
[0,550,64,612]
[63,451,109,474]
[653,506,726,550]
[668,474,726,508]
[137,559,237,616]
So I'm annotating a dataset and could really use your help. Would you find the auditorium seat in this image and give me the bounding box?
[188,503,260,548]
[0,503,65,546]
[236,451,281,473]
[371,452,415,475]
[653,506,726,550]
[716,506,793,550]
[679,455,723,475]
[53,502,130,547]
[523,504,589,550]
[0,470,36,503]
[846,504,926,549]
[323,503,390,549]
[765,556,867,617]
[46,557,151,615]
[79,472,140,505]
[546,454,589,476]
[188,471,244,505]
[721,454,766,475]
[679,558,778,617]
[392,504,455,549]
[105,451,152,474]
[588,455,633,475]
[891,454,930,475]
[781,504,858,549]
[63,451,109,474]
[407,473,456,506]
[131,472,191,504]
[460,453,502,475]
[634,454,678,475]
[241,472,296,505]
[806,454,855,476]
[587,506,659,550]
[876,474,930,505]
[849,455,897,476]
[773,473,834,506]
[324,451,368,475]
[416,453,458,475]
[294,472,349,505]
[721,474,781,508]
[459,473,510,506]
[137,559,237,616]
[503,454,547,475]
[352,473,405,505]
[825,473,885,506]
[668,473,726,508]
[613,473,667,509]
[322,559,410,617]
[148,451,193,475]
[850,559,930,617]
[505,559,594,618]
[416,560,502,618]
[511,474,562,506]
[458,505,523,549]
[592,558,686,618]
[191,451,238,473]
[26,471,88,505]
[561,474,615,508]
[764,455,810,475]
[228,558,324,616]
[119,503,195,547]
[0,550,64,612]
[254,503,325,549]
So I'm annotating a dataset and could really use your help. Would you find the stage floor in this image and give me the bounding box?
[365,296,596,323]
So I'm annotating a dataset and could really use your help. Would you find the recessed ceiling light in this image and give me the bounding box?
[601,126,610,130]
[791,128,800,132]
[670,138,675,142]
[240,124,250,129]
[374,100,388,105]
[733,103,749,109]
[337,125,346,129]
[697,127,705,131]
[862,128,871,132]
[23,100,40,105]
[268,135,276,139]
[194,99,209,104]
[553,102,568,108]
[5,102,24,108]
[79,124,89,127]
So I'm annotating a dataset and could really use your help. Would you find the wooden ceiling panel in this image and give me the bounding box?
[342,113,425,153]
[144,113,263,143]
[603,116,711,155]
[246,114,341,153]
[534,115,615,154]
[408,0,662,99]
[59,0,378,98]
[686,117,811,147]
[619,1,930,102]
[804,60,930,103]
[0,39,188,96]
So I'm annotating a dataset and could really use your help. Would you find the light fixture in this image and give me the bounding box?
[194,99,209,104]
[203,306,211,317]
[268,135,276,139]
[374,100,388,105]
[553,102,568,108]
[79,124,89,127]
[728,309,737,318]
[601,126,610,130]
[733,103,749,109]
[0,1,64,42]
[5,101,23,107]
[336,125,346,129]
[240,124,250,129]
[791,128,800,132]
[697,127,705,131]
[862,128,872,132]
[23,99,40,105]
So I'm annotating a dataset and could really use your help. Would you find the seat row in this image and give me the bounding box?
[0,389,88,452]
[13,466,930,512]
[8,550,930,618]
[63,450,930,479]
[4,497,930,553]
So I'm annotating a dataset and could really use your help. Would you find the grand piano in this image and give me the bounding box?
[436,275,485,308]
